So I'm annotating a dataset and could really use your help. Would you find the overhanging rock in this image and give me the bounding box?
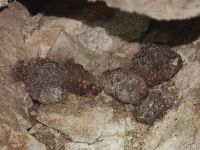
[88,0,200,20]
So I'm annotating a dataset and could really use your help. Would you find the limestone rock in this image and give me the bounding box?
[0,0,8,8]
[76,26,119,55]
[37,93,113,143]
[173,61,200,100]
[9,131,46,150]
[144,101,200,150]
[29,123,70,150]
[48,31,93,70]
[0,0,31,133]
[88,0,200,20]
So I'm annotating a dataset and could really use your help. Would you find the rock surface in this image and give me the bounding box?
[36,91,148,149]
[8,131,46,150]
[1,1,200,150]
[29,123,70,150]
[144,100,200,150]
[88,0,200,20]
[0,1,31,147]
[0,0,8,8]
[37,92,114,143]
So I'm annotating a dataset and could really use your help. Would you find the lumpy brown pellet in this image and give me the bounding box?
[131,44,182,87]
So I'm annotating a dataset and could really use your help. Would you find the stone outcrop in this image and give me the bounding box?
[0,0,8,8]
[88,0,200,20]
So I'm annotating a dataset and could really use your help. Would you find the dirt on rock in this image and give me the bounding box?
[131,44,183,87]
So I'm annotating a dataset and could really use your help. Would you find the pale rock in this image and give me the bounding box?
[38,43,51,58]
[144,101,200,150]
[37,93,113,143]
[0,0,8,8]
[25,18,84,58]
[88,0,200,20]
[174,45,198,65]
[0,3,37,150]
[76,26,120,55]
[173,61,200,100]
[48,31,93,70]
[65,136,124,150]
[0,105,19,147]
[34,92,148,150]
[9,131,46,150]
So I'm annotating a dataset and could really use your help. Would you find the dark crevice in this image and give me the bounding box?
[141,17,200,46]
[15,0,200,46]
[16,0,52,15]
[0,6,7,12]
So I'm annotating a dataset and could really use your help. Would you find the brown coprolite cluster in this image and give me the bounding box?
[12,44,182,125]
[99,44,182,125]
[12,58,100,104]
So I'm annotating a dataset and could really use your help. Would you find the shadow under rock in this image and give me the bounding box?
[141,17,200,47]
[16,0,200,46]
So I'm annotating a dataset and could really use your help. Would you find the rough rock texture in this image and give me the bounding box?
[0,105,45,150]
[24,9,200,150]
[0,2,46,149]
[144,100,200,150]
[48,31,93,70]
[29,123,71,150]
[36,91,148,149]
[8,131,46,150]
[99,68,148,105]
[0,0,8,8]
[88,0,200,20]
[37,92,113,143]
[173,61,200,100]
[1,1,200,150]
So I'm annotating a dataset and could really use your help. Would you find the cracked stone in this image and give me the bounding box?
[144,100,200,150]
[12,58,63,104]
[37,92,113,144]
